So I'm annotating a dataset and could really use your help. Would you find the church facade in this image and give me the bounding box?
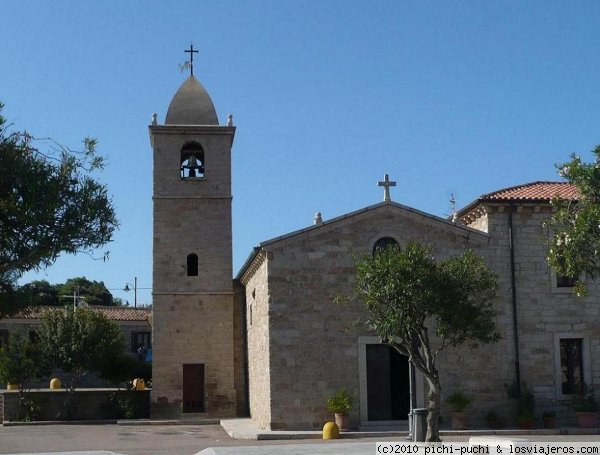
[151,70,599,429]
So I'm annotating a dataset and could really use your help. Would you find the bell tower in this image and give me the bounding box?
[149,60,237,417]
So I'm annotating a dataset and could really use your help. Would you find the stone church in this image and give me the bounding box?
[150,68,599,429]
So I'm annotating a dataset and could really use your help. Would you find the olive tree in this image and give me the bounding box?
[353,242,499,441]
[546,145,600,296]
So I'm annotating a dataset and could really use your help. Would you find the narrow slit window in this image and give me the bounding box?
[187,253,198,276]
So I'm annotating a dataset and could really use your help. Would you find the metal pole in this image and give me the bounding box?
[134,276,138,308]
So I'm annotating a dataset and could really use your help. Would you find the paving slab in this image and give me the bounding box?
[220,418,408,440]
[2,452,126,455]
[195,442,381,455]
[218,418,600,441]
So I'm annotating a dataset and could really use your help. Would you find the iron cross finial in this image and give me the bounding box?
[184,43,199,76]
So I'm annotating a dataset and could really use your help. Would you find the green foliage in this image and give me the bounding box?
[0,333,48,389]
[58,277,113,306]
[15,394,47,422]
[506,383,535,421]
[546,145,600,295]
[353,242,498,441]
[445,391,471,412]
[112,297,127,307]
[326,388,353,415]
[37,307,125,391]
[98,353,152,387]
[101,390,148,419]
[18,280,60,306]
[17,277,116,307]
[485,410,501,424]
[355,243,499,353]
[0,103,118,316]
[573,386,598,412]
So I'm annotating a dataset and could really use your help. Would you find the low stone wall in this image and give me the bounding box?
[1,388,150,422]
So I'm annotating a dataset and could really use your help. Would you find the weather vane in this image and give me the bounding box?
[450,193,458,222]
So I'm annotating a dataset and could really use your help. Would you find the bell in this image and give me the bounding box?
[183,154,204,177]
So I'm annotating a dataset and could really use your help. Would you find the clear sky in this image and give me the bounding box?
[4,1,600,306]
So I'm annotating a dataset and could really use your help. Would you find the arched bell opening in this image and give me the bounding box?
[180,142,205,179]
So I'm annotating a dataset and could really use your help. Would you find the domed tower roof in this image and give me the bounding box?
[165,76,218,125]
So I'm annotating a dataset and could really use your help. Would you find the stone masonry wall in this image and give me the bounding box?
[152,294,236,417]
[244,257,272,429]
[153,197,233,293]
[260,203,513,430]
[489,205,600,425]
[1,389,150,421]
[233,279,249,416]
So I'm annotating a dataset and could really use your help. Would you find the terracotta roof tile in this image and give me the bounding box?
[456,181,580,226]
[5,305,151,322]
[479,181,579,202]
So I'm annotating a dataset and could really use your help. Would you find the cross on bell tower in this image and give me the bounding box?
[378,174,396,202]
[184,43,199,76]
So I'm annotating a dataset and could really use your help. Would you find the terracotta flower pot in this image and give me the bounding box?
[451,412,466,430]
[543,417,556,429]
[334,413,350,431]
[576,412,598,428]
[516,418,534,429]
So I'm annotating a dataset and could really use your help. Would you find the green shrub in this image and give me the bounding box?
[445,391,471,412]
[327,388,353,415]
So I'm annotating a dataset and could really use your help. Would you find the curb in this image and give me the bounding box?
[2,418,221,427]
[3,419,117,426]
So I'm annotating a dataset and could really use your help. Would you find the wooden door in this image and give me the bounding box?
[183,364,205,413]
[366,344,410,420]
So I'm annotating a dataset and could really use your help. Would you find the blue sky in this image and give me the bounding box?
[4,1,600,306]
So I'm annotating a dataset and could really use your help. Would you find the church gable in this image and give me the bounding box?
[238,201,488,285]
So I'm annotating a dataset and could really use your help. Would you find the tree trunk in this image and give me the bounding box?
[425,375,442,442]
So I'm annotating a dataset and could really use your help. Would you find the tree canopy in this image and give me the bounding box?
[546,145,600,295]
[353,242,499,441]
[0,104,118,316]
[18,277,119,307]
[0,333,48,391]
[58,277,113,306]
[37,307,125,391]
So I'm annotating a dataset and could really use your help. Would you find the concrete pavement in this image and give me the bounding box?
[2,453,126,455]
[196,442,386,455]
[1,421,600,455]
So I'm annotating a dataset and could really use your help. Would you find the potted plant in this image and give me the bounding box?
[573,388,598,428]
[485,410,502,429]
[445,391,471,430]
[327,388,353,430]
[542,410,556,429]
[506,383,535,429]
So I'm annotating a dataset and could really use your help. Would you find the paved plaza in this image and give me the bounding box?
[0,423,409,455]
[1,424,600,455]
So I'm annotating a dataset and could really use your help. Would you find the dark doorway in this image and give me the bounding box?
[183,364,205,413]
[366,344,409,420]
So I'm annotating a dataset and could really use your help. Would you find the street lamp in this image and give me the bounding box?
[124,277,138,308]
